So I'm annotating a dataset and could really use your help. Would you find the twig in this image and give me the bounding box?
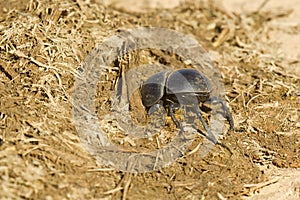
[103,186,123,195]
[122,174,131,200]
[213,27,230,47]
[186,142,202,156]
[244,177,280,194]
[256,0,270,13]
[9,50,60,71]
[87,168,115,172]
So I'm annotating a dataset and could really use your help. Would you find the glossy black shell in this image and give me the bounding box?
[141,69,213,108]
[166,69,212,95]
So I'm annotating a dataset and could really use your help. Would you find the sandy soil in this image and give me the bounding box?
[222,1,300,199]
[222,0,300,76]
[0,0,299,199]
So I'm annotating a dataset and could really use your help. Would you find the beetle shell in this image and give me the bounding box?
[166,69,213,96]
[141,70,170,108]
[141,69,214,108]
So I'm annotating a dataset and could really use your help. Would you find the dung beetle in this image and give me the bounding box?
[141,68,234,144]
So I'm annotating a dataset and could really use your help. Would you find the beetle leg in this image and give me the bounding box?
[209,96,234,130]
[148,101,166,130]
[185,105,218,144]
[186,105,233,154]
[168,103,183,131]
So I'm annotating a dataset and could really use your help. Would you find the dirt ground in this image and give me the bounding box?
[0,0,299,199]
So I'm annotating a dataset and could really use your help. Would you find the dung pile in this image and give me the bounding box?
[0,0,299,199]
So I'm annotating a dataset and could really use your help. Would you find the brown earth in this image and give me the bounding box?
[0,0,299,199]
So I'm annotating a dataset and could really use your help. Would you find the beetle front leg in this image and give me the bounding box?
[168,103,183,131]
[187,105,233,154]
[185,105,218,144]
[208,96,234,130]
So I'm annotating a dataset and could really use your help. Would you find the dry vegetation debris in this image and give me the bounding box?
[0,0,299,199]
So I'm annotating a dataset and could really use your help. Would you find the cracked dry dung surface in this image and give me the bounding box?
[0,0,299,199]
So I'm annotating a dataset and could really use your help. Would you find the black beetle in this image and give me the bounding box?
[141,68,234,144]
